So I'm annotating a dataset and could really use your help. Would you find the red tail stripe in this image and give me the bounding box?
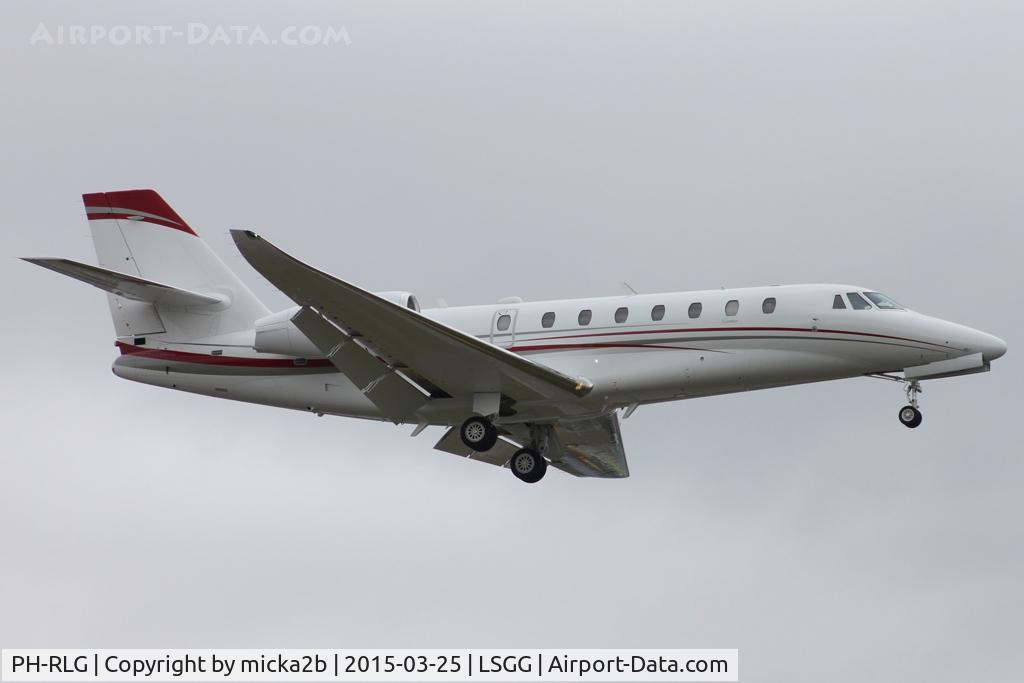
[85,212,192,232]
[83,189,197,236]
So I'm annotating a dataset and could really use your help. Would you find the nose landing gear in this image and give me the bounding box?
[899,405,922,428]
[868,373,925,429]
[898,380,923,429]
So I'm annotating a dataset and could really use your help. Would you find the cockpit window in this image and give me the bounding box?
[864,292,903,310]
[846,292,872,310]
[833,294,846,309]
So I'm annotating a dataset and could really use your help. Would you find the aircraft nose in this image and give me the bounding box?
[933,319,1008,362]
[959,326,1008,362]
[979,332,1008,361]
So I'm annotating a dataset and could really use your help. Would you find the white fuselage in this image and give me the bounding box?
[111,283,1006,425]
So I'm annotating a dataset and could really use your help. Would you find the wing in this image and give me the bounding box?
[230,231,592,421]
[22,258,224,307]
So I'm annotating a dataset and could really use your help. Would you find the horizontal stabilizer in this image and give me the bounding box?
[22,257,226,307]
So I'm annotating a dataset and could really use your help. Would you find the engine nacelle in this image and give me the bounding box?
[252,306,321,357]
[374,291,421,312]
[253,290,421,357]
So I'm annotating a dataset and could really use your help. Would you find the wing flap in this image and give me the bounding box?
[364,373,430,420]
[291,306,428,421]
[545,413,630,478]
[330,338,392,389]
[22,257,224,307]
[433,427,520,467]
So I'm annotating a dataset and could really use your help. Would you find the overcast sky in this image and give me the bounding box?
[1,1,1021,681]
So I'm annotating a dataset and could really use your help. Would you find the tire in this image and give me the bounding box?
[460,416,498,451]
[898,405,922,429]
[510,448,547,483]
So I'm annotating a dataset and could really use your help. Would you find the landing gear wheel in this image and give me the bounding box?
[510,448,547,483]
[898,405,923,429]
[460,416,498,451]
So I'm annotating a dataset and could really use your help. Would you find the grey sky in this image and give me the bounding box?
[1,1,1021,681]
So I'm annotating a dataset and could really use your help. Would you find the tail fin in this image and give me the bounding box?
[81,189,269,341]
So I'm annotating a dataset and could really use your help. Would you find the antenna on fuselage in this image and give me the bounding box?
[621,281,639,295]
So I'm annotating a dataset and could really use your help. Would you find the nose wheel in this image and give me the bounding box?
[899,380,923,429]
[898,405,922,428]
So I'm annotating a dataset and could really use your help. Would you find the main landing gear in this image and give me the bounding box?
[459,415,498,451]
[898,380,923,429]
[510,447,547,484]
[458,415,548,484]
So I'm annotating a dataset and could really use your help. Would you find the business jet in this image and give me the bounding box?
[23,190,1007,483]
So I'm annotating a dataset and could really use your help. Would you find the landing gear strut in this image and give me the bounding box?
[460,416,498,451]
[510,448,547,484]
[898,380,923,429]
[868,373,926,429]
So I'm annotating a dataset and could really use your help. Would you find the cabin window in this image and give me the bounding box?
[864,292,903,310]
[688,302,702,319]
[833,294,846,309]
[578,309,592,326]
[762,297,776,314]
[541,311,556,328]
[614,307,629,323]
[725,299,739,316]
[496,314,511,331]
[651,304,665,321]
[847,292,872,310]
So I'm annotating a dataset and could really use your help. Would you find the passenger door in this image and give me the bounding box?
[490,308,518,348]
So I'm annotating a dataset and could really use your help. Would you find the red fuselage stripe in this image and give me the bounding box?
[511,325,949,350]
[508,342,716,353]
[118,322,944,370]
[115,342,333,368]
